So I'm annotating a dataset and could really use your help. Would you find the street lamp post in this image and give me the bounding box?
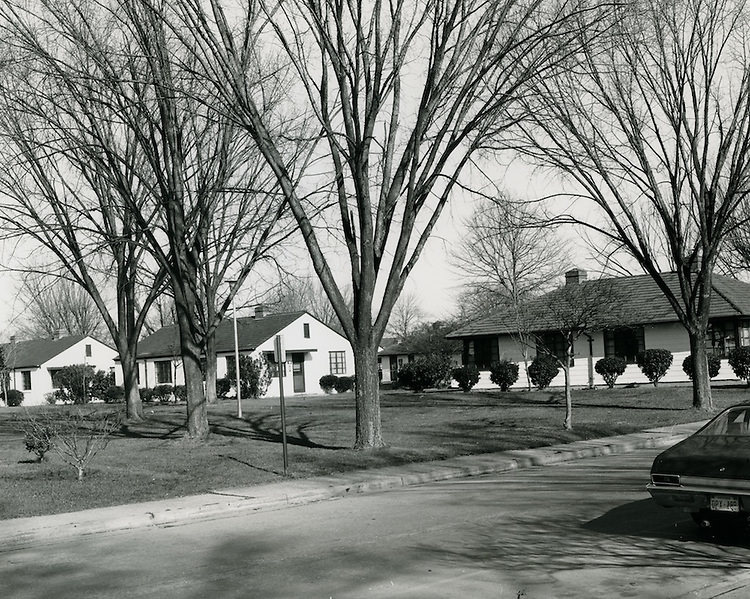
[227,281,242,419]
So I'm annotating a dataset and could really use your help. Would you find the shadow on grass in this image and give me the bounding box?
[211,415,346,450]
[117,414,346,450]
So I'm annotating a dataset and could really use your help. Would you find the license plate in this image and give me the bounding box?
[710,495,740,512]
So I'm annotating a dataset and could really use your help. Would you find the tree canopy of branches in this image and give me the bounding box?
[454,195,568,313]
[0,0,295,437]
[14,277,105,340]
[517,0,750,411]
[169,0,609,448]
[386,292,425,343]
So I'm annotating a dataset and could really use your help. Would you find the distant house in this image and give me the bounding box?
[133,310,354,396]
[1,334,118,406]
[378,332,462,384]
[378,338,414,383]
[447,269,750,389]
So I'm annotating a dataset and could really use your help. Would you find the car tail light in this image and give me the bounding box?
[651,473,680,486]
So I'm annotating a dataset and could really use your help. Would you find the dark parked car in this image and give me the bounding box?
[648,404,750,530]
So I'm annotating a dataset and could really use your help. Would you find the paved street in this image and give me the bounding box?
[2,446,750,599]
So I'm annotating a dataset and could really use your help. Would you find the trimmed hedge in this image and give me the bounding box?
[595,356,627,389]
[527,355,559,390]
[452,364,480,392]
[729,347,750,384]
[489,360,519,391]
[636,349,673,387]
[319,374,339,393]
[5,389,23,407]
[396,354,452,392]
[682,354,721,380]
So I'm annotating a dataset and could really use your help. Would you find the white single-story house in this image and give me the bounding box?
[378,338,414,383]
[447,269,750,389]
[132,310,355,396]
[1,334,118,406]
[378,335,462,384]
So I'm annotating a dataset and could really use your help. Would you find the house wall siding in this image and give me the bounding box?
[136,314,354,397]
[9,338,118,406]
[469,322,737,390]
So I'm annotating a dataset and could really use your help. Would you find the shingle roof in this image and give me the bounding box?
[0,335,87,368]
[135,311,309,359]
[378,338,414,356]
[447,272,750,338]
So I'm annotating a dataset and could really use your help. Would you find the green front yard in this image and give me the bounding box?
[1,384,747,520]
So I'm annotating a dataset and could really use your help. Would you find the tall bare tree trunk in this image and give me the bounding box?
[689,330,713,411]
[353,342,385,449]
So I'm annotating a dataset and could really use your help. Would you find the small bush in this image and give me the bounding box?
[334,376,355,393]
[595,357,627,389]
[173,385,187,401]
[216,378,232,398]
[140,387,154,403]
[52,364,97,404]
[527,355,560,390]
[24,425,53,462]
[682,354,721,380]
[452,365,480,392]
[319,374,339,393]
[151,384,174,403]
[397,354,453,392]
[103,386,125,403]
[636,349,673,387]
[226,354,271,398]
[489,360,519,391]
[728,347,750,384]
[6,389,23,407]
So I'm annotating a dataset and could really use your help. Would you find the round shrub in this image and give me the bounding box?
[173,385,187,401]
[319,374,339,393]
[216,377,232,398]
[103,385,125,403]
[5,389,23,407]
[527,355,560,390]
[151,384,174,403]
[452,364,480,392]
[728,347,750,384]
[682,354,721,380]
[396,354,452,392]
[595,356,627,389]
[636,349,673,387]
[489,360,519,391]
[334,376,355,393]
[140,387,154,403]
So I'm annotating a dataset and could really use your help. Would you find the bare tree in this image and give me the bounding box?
[386,291,425,342]
[533,280,621,430]
[454,195,568,306]
[516,0,750,411]
[0,1,294,437]
[15,276,106,340]
[0,5,168,422]
[171,0,606,448]
[265,273,341,330]
[453,195,569,388]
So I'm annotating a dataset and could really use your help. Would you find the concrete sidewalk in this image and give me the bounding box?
[0,421,703,549]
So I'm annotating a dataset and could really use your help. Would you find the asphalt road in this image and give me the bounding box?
[2,446,750,599]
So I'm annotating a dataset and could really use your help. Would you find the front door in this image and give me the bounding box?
[292,353,305,393]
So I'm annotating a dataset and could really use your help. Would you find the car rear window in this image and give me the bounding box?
[698,406,750,436]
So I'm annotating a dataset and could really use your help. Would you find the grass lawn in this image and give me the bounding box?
[1,383,747,520]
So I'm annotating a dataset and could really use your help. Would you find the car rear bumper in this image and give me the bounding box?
[647,481,750,512]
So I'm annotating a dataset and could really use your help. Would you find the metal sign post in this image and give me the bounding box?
[274,335,289,475]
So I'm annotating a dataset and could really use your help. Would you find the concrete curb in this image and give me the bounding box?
[0,421,703,550]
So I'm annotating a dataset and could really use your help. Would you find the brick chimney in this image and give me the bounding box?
[254,305,265,319]
[565,269,587,285]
